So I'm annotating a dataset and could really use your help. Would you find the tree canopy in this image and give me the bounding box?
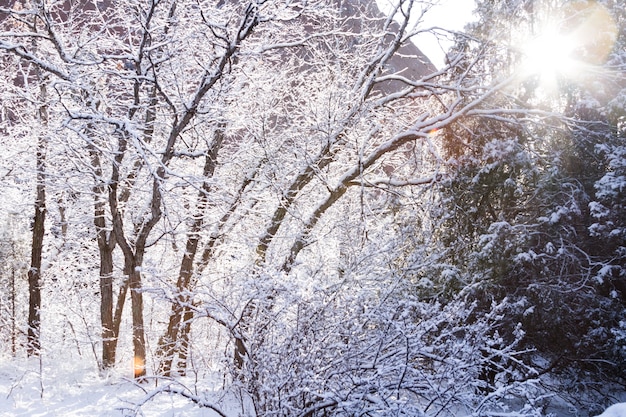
[0,0,624,415]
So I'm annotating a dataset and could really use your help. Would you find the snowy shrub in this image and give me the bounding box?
[228,271,545,417]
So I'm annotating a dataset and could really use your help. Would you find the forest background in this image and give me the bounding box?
[0,0,625,416]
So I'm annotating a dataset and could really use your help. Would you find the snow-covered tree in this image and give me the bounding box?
[422,0,626,409]
[2,0,623,415]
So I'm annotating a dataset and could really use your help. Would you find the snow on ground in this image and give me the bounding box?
[1,355,624,417]
[596,403,626,417]
[0,356,247,417]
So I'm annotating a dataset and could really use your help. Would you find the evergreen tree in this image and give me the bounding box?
[428,0,625,399]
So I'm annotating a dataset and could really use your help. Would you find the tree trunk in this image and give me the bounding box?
[176,305,194,375]
[129,262,146,379]
[27,81,47,357]
[11,262,16,356]
[90,143,121,370]
[99,243,116,369]
[156,248,195,376]
[27,147,45,357]
[156,128,224,376]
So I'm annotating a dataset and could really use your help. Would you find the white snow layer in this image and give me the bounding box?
[597,403,626,417]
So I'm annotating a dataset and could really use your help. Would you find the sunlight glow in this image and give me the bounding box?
[517,1,617,94]
[133,356,145,378]
[521,27,577,83]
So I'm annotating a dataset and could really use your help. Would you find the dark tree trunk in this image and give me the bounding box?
[10,264,17,355]
[233,334,248,371]
[90,144,120,370]
[176,305,194,375]
[99,243,116,369]
[111,275,129,353]
[156,128,223,376]
[27,143,45,356]
[27,82,47,357]
[157,246,196,376]
[129,266,146,378]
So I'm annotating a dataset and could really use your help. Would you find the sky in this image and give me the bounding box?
[376,0,478,68]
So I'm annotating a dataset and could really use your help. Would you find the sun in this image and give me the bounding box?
[520,26,578,85]
[516,1,617,93]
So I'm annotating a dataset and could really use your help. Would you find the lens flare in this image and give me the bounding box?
[567,1,618,66]
[133,356,145,378]
[521,27,577,81]
[517,1,617,93]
